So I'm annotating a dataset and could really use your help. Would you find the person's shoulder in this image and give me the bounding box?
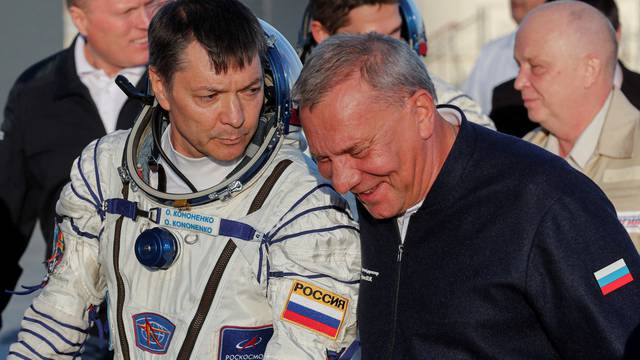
[77,130,130,168]
[11,48,70,92]
[469,123,582,188]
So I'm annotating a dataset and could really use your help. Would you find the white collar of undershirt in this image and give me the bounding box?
[614,62,623,89]
[397,200,424,243]
[160,125,241,194]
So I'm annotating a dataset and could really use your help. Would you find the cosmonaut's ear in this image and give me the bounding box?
[310,20,331,44]
[149,67,171,112]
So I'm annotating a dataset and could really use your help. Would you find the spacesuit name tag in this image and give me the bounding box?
[149,207,264,241]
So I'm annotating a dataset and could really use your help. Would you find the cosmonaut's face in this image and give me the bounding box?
[301,75,434,220]
[337,3,403,40]
[150,40,264,161]
[69,0,166,76]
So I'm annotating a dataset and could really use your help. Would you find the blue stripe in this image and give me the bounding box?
[17,340,54,360]
[69,218,99,240]
[24,316,83,347]
[76,151,101,209]
[30,305,88,334]
[286,301,340,329]
[8,352,31,360]
[597,266,630,287]
[92,138,104,204]
[268,205,352,239]
[19,328,82,356]
[70,183,98,210]
[276,184,337,224]
[269,271,360,285]
[270,225,359,245]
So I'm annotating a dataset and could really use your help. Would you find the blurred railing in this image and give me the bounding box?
[425,0,640,86]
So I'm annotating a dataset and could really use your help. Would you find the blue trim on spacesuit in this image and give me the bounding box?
[75,151,102,214]
[67,218,99,240]
[24,316,83,347]
[269,224,359,245]
[70,183,97,210]
[17,340,56,360]
[8,351,31,360]
[268,271,360,285]
[92,137,105,205]
[18,328,82,357]
[30,305,88,334]
[281,184,335,216]
[268,205,352,239]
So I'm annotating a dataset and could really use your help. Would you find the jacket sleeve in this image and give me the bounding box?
[432,75,496,130]
[0,81,38,313]
[262,182,361,360]
[8,139,108,359]
[526,188,640,359]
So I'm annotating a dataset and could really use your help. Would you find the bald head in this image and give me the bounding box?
[520,1,617,77]
[514,0,619,148]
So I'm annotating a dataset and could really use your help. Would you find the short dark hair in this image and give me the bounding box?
[294,33,436,111]
[310,0,398,34]
[148,0,266,85]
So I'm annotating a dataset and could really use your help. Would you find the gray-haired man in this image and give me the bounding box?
[295,33,640,359]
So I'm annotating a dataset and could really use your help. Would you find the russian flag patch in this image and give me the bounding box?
[281,280,348,339]
[594,258,634,295]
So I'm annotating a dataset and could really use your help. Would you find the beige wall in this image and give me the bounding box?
[419,0,640,85]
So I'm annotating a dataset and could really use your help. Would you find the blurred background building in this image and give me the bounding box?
[1,0,640,356]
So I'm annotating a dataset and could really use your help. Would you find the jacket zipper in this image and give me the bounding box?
[114,186,131,360]
[176,239,236,359]
[387,228,404,359]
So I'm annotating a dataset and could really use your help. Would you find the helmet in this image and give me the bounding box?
[119,19,302,208]
[297,0,428,62]
[399,0,428,57]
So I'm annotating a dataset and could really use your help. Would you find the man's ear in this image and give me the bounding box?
[68,5,89,36]
[310,20,331,44]
[149,67,171,111]
[583,55,602,88]
[410,89,436,139]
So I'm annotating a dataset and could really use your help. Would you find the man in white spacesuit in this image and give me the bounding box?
[8,1,360,359]
[297,0,495,129]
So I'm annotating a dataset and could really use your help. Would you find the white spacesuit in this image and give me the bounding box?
[9,20,360,360]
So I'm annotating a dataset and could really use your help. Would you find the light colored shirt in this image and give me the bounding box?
[545,91,614,170]
[74,36,145,134]
[614,62,623,89]
[463,31,519,115]
[160,124,241,194]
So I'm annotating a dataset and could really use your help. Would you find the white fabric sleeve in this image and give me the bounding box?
[432,75,496,130]
[8,139,107,359]
[262,183,361,359]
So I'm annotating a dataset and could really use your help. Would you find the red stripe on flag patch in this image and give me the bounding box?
[601,273,634,295]
[282,310,338,338]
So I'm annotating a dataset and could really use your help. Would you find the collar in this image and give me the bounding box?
[546,91,612,169]
[614,62,623,89]
[74,35,146,79]
[596,88,640,159]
